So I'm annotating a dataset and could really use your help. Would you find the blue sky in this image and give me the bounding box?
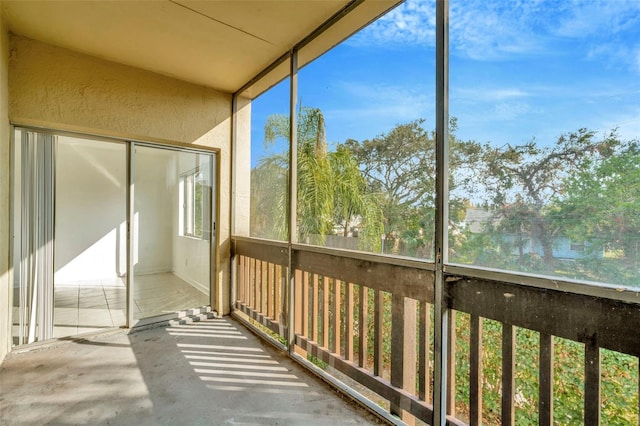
[251,0,640,166]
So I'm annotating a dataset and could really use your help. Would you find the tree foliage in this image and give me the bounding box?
[345,118,480,258]
[465,128,620,269]
[559,141,640,265]
[251,106,383,251]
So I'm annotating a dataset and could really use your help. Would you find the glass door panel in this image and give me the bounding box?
[54,136,127,337]
[132,145,213,321]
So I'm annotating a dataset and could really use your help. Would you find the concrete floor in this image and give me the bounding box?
[0,317,385,426]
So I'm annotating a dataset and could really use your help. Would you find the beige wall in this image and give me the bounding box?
[233,96,251,237]
[8,35,232,318]
[0,9,10,364]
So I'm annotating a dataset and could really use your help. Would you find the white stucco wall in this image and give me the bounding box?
[0,8,11,364]
[8,35,232,316]
[133,148,175,275]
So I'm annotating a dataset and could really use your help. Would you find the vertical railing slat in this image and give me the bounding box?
[358,286,369,369]
[294,269,303,335]
[391,293,406,419]
[266,262,273,319]
[312,273,319,343]
[374,290,383,377]
[302,271,309,337]
[345,282,354,361]
[273,265,285,324]
[539,333,554,426]
[244,256,250,306]
[584,342,601,426]
[250,258,256,309]
[332,279,342,356]
[447,310,457,417]
[279,264,287,333]
[237,255,244,303]
[470,314,482,426]
[261,260,268,315]
[502,324,515,426]
[256,260,262,312]
[323,277,330,349]
[419,301,431,402]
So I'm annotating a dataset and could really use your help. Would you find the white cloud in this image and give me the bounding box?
[588,43,640,74]
[601,109,640,141]
[552,0,640,38]
[348,0,640,70]
[491,101,532,121]
[453,87,532,102]
[449,0,551,60]
[348,0,435,47]
[322,81,434,141]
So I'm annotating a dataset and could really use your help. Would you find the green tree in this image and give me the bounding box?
[252,106,383,250]
[329,145,384,251]
[250,155,288,240]
[345,118,480,258]
[263,106,334,243]
[345,119,436,238]
[471,128,618,269]
[556,140,640,283]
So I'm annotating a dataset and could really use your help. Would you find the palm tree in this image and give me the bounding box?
[254,106,382,250]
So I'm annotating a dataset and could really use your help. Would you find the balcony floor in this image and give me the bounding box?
[0,317,384,425]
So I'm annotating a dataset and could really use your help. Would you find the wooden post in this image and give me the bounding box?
[391,294,417,424]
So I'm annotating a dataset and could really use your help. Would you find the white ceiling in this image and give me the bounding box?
[2,0,399,95]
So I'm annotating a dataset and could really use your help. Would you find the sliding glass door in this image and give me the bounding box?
[12,128,216,345]
[131,144,213,323]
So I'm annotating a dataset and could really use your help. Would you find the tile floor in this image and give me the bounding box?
[15,272,210,341]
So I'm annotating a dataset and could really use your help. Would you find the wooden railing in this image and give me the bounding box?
[231,236,640,425]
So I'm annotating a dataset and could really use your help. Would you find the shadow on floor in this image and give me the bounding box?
[0,317,385,425]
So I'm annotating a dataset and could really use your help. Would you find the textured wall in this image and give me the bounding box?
[0,9,10,363]
[8,35,232,316]
[233,96,251,237]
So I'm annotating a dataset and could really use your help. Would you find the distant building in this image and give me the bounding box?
[462,208,603,260]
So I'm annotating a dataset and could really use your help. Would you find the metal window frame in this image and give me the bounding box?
[230,0,640,424]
